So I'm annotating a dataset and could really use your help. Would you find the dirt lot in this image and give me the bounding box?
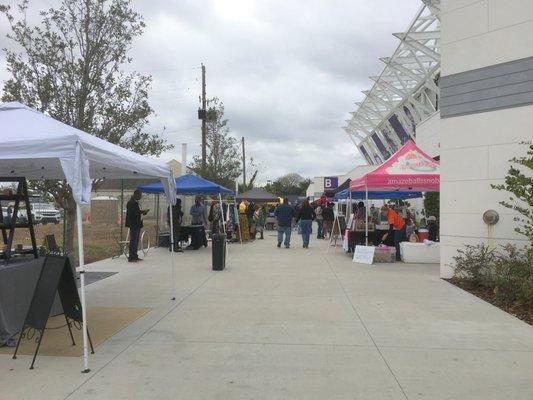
[6,220,160,264]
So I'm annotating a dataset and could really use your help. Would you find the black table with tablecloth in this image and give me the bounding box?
[180,225,208,250]
[0,257,63,346]
[347,229,393,252]
[158,225,208,251]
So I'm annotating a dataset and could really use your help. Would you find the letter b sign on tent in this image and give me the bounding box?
[324,177,338,190]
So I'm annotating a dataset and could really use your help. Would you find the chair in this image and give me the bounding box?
[44,234,61,255]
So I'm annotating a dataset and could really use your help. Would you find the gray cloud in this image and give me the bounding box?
[0,0,422,183]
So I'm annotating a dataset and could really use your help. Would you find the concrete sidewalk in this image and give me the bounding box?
[1,232,532,399]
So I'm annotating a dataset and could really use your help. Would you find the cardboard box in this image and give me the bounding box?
[373,246,396,263]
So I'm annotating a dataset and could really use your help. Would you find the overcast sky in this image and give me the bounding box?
[0,0,421,183]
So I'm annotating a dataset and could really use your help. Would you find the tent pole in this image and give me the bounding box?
[76,204,90,373]
[169,198,176,301]
[365,184,369,246]
[120,179,124,241]
[155,194,160,246]
[349,189,352,227]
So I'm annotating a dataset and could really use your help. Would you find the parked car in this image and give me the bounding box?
[31,203,61,225]
[4,202,61,225]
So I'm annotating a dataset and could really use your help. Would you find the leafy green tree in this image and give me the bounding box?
[492,142,533,242]
[188,97,241,190]
[265,173,311,197]
[0,0,171,251]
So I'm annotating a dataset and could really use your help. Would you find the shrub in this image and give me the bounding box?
[491,142,533,243]
[452,244,533,306]
[492,245,533,305]
[452,244,496,286]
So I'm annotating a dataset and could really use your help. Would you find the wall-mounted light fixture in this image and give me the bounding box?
[483,210,499,226]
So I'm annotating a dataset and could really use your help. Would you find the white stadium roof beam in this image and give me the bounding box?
[343,0,441,164]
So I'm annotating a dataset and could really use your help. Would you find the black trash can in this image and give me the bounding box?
[212,233,226,271]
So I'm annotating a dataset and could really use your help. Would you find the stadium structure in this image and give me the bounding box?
[344,0,441,164]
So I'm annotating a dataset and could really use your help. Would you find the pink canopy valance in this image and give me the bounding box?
[350,140,439,192]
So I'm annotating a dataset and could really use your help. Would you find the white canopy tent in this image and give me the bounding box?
[0,102,177,372]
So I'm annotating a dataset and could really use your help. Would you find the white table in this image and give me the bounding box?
[400,242,440,264]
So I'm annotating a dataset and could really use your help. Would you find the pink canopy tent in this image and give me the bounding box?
[350,140,439,192]
[349,140,439,245]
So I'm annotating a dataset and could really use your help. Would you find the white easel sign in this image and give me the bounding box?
[353,245,375,265]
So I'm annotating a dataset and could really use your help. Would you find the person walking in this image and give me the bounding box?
[380,205,406,261]
[254,205,266,240]
[314,203,324,239]
[247,200,256,240]
[296,199,316,248]
[322,203,334,238]
[274,199,295,248]
[125,189,149,262]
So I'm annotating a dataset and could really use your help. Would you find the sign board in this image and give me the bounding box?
[353,245,375,265]
[13,255,91,369]
[324,177,339,190]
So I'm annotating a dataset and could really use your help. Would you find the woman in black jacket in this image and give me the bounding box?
[296,199,316,248]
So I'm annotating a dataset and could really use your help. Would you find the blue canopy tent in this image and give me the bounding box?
[334,189,422,201]
[138,174,233,195]
[138,174,233,259]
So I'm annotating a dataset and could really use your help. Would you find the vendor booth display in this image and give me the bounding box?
[341,140,439,263]
[138,174,233,251]
[349,140,439,244]
[0,102,176,371]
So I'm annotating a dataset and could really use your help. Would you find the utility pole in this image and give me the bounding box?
[201,63,207,172]
[241,137,246,187]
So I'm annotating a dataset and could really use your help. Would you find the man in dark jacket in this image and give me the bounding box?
[274,199,295,248]
[125,190,148,262]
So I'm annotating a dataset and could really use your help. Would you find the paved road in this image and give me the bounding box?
[2,232,532,399]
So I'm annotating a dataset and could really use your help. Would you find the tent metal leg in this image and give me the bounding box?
[65,315,76,346]
[76,204,90,373]
[169,198,176,301]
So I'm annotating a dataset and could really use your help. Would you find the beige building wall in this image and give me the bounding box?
[415,111,440,158]
[439,0,533,277]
